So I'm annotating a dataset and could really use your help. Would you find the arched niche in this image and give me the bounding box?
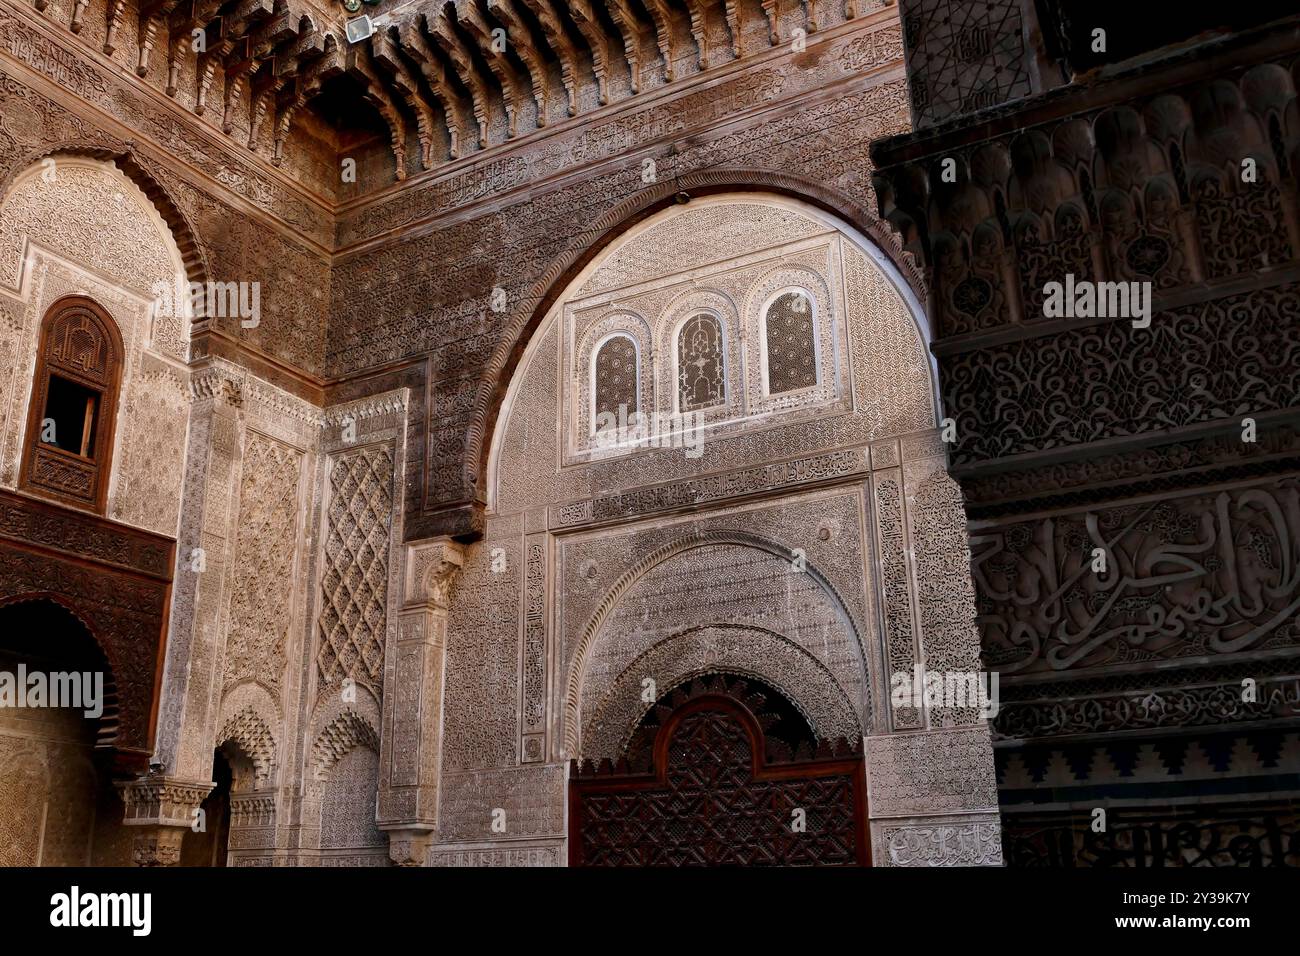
[0,155,195,537]
[487,192,937,516]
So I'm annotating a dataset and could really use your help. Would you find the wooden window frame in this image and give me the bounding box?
[19,295,124,515]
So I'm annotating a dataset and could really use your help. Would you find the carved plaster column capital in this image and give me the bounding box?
[405,539,465,610]
[117,774,214,867]
[130,827,187,867]
[386,828,436,867]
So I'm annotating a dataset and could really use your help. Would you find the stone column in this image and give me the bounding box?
[118,362,247,863]
[378,539,463,866]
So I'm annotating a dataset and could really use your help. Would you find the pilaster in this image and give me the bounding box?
[378,538,464,865]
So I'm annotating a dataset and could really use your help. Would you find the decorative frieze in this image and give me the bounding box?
[872,812,1003,866]
[551,449,866,528]
[866,727,1000,816]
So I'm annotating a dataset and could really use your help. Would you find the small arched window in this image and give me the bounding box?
[20,296,123,513]
[676,312,725,412]
[592,334,639,431]
[763,289,818,395]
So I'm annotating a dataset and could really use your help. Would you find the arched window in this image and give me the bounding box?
[763,289,818,395]
[676,312,726,412]
[592,334,639,431]
[20,296,123,513]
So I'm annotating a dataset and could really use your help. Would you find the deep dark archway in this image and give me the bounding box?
[0,599,119,865]
[181,751,232,867]
[0,488,175,770]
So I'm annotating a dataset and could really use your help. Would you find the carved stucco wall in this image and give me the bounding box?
[0,15,335,378]
[0,218,410,868]
[0,673,102,866]
[323,15,916,540]
[0,157,190,538]
[0,0,1003,867]
[423,195,1000,865]
[870,17,1300,864]
[490,195,935,514]
[201,388,407,866]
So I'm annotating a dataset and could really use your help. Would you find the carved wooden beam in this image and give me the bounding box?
[603,0,642,94]
[805,0,821,32]
[485,0,550,126]
[458,1,529,138]
[640,0,677,81]
[370,28,439,169]
[273,16,328,71]
[680,0,709,69]
[137,0,181,77]
[195,30,232,116]
[164,28,188,96]
[425,9,491,149]
[273,34,342,164]
[222,39,258,134]
[223,0,276,44]
[761,0,780,45]
[70,0,89,34]
[347,45,411,179]
[212,0,277,131]
[165,1,223,96]
[521,0,580,115]
[566,0,612,105]
[248,5,297,60]
[722,0,740,57]
[272,94,303,165]
[254,17,328,153]
[222,65,256,134]
[104,0,129,54]
[398,19,470,160]
[248,67,286,149]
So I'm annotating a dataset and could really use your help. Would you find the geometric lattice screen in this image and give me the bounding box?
[594,334,639,421]
[316,445,395,693]
[570,687,868,866]
[677,312,726,411]
[763,291,818,394]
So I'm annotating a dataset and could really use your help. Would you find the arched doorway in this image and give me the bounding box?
[180,751,232,867]
[569,675,868,866]
[0,599,123,865]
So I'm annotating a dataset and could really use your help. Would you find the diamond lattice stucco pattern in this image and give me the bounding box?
[317,445,396,692]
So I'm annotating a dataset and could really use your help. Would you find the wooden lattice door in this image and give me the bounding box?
[569,678,868,866]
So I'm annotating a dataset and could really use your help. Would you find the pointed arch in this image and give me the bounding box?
[310,709,380,780]
[417,170,928,539]
[0,144,211,290]
[562,528,868,755]
[216,706,278,791]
